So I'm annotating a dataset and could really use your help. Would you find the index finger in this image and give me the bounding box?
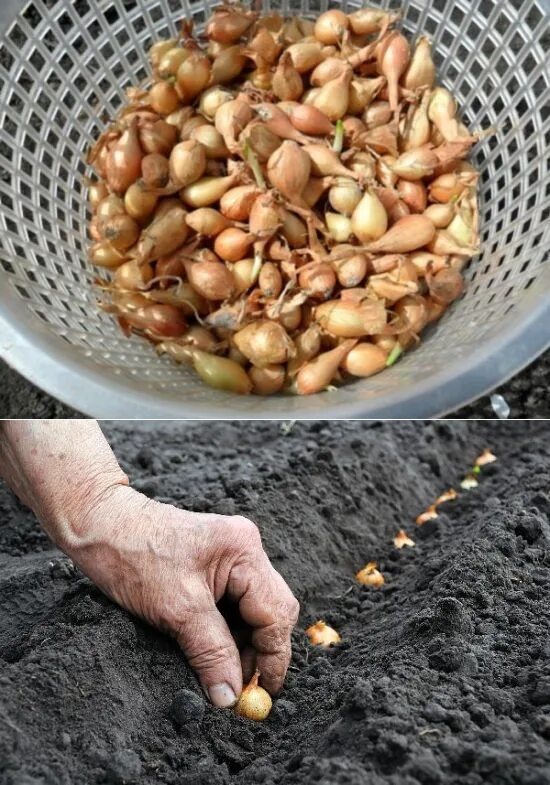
[228,555,299,695]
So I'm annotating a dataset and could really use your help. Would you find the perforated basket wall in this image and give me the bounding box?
[0,0,549,417]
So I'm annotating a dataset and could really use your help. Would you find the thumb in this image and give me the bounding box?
[175,597,243,708]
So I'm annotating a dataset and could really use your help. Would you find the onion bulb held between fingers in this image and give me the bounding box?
[235,671,272,721]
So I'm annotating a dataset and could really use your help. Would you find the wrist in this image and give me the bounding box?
[52,478,132,556]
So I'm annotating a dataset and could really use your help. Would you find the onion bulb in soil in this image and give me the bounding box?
[306,620,341,648]
[235,671,272,721]
[85,6,483,397]
[356,561,385,587]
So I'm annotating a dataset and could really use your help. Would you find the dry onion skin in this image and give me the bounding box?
[85,4,483,396]
[305,620,341,648]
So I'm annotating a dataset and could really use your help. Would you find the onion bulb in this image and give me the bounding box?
[191,124,229,160]
[149,81,181,115]
[169,140,207,187]
[199,86,233,120]
[220,185,262,221]
[235,671,272,721]
[137,206,188,262]
[210,45,247,85]
[184,255,236,301]
[315,299,387,338]
[148,38,178,68]
[358,214,435,253]
[141,153,170,189]
[88,180,108,210]
[186,207,231,237]
[305,620,341,648]
[272,51,304,101]
[403,36,435,90]
[299,263,336,301]
[249,364,286,395]
[351,190,388,243]
[267,141,311,205]
[214,227,255,262]
[377,31,410,113]
[356,561,385,587]
[286,41,324,73]
[328,178,362,216]
[102,214,140,251]
[304,145,357,179]
[314,10,349,45]
[106,123,143,195]
[392,146,439,181]
[180,173,239,208]
[326,212,352,243]
[139,120,178,156]
[312,67,352,121]
[176,53,211,99]
[157,47,190,79]
[191,350,252,394]
[234,321,294,368]
[296,339,356,394]
[393,530,415,549]
[286,103,334,135]
[259,262,283,298]
[206,7,254,44]
[341,343,388,377]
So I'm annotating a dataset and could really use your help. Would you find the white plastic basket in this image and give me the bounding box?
[0,0,549,418]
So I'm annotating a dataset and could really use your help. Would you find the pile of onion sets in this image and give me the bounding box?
[86,3,482,396]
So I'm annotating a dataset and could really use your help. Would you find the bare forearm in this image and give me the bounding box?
[0,420,128,550]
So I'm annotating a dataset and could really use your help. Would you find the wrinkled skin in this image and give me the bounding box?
[0,421,299,707]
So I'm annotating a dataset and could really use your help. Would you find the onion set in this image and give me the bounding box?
[235,670,272,721]
[86,3,482,396]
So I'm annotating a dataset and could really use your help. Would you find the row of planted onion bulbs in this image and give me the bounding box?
[86,3,481,396]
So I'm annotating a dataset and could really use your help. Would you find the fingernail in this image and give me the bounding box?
[208,683,237,708]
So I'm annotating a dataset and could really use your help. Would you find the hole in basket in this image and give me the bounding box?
[524,277,535,290]
[104,6,120,24]
[0,259,14,274]
[521,53,537,78]
[513,245,524,259]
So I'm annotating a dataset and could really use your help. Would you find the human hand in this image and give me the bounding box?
[61,485,299,708]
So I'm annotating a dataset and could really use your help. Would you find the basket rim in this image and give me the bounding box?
[1,267,549,418]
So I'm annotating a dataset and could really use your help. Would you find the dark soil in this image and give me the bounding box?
[1,421,550,785]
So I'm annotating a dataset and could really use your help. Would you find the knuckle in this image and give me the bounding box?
[288,597,300,624]
[229,515,261,544]
[256,620,291,653]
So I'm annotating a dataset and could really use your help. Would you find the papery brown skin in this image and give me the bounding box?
[184,256,236,302]
[106,123,143,195]
[137,207,189,262]
[267,141,311,206]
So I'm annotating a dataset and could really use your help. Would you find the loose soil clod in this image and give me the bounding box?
[0,421,549,785]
